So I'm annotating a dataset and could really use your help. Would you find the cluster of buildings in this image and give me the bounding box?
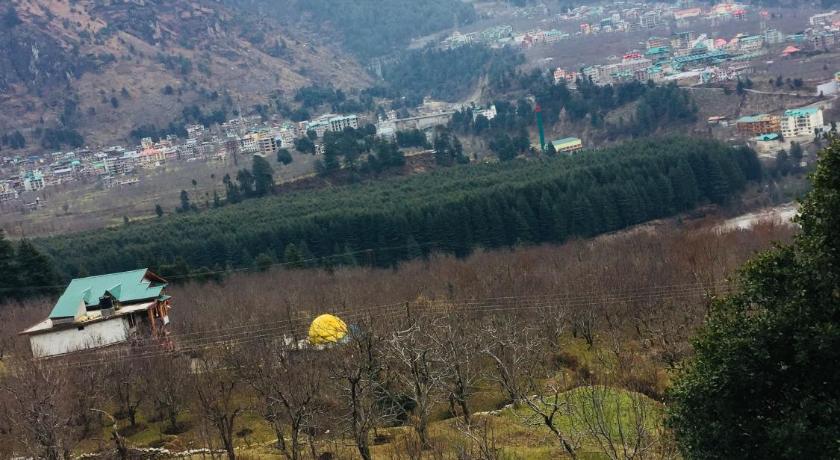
[557,1,749,41]
[441,25,515,49]
[440,2,755,50]
[0,112,361,205]
[375,99,493,142]
[736,108,825,139]
[551,17,839,89]
[233,113,359,156]
[735,107,828,154]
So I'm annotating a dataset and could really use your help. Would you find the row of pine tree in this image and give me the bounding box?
[33,137,761,284]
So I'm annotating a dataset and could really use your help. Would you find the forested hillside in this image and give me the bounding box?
[38,137,762,278]
[380,45,524,104]
[224,0,476,58]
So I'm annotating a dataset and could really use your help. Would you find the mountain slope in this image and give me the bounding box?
[0,0,370,148]
[223,0,476,58]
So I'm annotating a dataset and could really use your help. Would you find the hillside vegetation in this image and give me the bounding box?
[225,0,476,58]
[37,137,762,277]
[0,0,368,147]
[0,214,795,459]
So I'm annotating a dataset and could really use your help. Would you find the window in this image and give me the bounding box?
[77,326,85,331]
[127,314,136,328]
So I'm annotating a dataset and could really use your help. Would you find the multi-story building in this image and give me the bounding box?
[736,114,781,136]
[810,10,840,27]
[764,29,785,45]
[240,133,260,154]
[640,11,660,28]
[104,151,137,176]
[139,145,166,167]
[472,105,498,121]
[554,68,579,85]
[0,181,18,202]
[646,36,670,50]
[781,108,824,138]
[810,31,838,50]
[738,35,765,52]
[23,170,45,191]
[674,8,701,20]
[258,135,279,156]
[671,31,696,51]
[186,124,206,139]
[329,114,359,132]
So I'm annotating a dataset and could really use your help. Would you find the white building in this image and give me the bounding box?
[22,171,45,191]
[186,124,206,139]
[781,108,824,138]
[473,105,497,121]
[0,180,19,202]
[20,269,173,358]
[104,152,136,175]
[810,10,840,27]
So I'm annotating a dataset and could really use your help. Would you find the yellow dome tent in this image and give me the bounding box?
[308,314,349,345]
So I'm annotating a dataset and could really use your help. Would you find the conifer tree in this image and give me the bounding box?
[15,240,61,298]
[669,137,840,459]
[252,155,274,196]
[0,230,17,299]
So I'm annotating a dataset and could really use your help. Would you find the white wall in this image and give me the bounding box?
[30,318,129,358]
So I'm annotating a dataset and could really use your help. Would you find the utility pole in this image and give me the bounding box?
[535,102,546,154]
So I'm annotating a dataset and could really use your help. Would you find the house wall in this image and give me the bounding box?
[30,317,129,358]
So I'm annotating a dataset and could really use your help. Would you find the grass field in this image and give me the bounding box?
[70,336,671,459]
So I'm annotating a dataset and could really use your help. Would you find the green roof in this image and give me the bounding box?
[784,108,818,117]
[49,269,166,319]
[737,114,772,123]
[552,137,582,148]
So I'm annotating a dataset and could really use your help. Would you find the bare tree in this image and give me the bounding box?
[538,302,570,349]
[240,338,325,460]
[68,364,107,439]
[329,317,391,460]
[145,354,192,434]
[0,359,79,460]
[430,311,483,426]
[519,369,581,459]
[481,315,540,406]
[483,315,580,459]
[192,351,245,460]
[454,417,501,460]
[572,384,658,460]
[108,356,147,428]
[385,316,444,449]
[571,302,598,349]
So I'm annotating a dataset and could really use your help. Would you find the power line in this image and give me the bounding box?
[48,284,725,369]
[46,280,727,357]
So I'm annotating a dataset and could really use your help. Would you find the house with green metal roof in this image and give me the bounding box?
[21,269,173,358]
[552,137,583,153]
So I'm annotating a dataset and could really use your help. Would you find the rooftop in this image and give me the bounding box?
[755,133,780,141]
[553,137,583,146]
[784,108,819,117]
[49,268,167,319]
[737,114,774,123]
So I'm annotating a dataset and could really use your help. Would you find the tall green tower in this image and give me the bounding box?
[535,102,546,153]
